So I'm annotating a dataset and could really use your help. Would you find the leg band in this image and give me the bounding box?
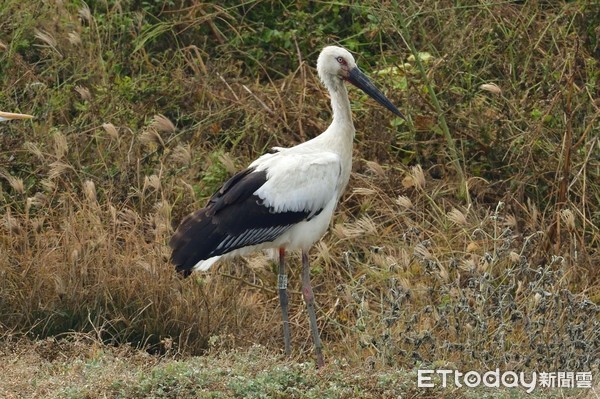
[278,273,288,290]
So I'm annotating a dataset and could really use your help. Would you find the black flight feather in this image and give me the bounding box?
[170,167,320,276]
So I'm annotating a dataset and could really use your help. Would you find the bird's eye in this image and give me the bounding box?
[336,56,345,65]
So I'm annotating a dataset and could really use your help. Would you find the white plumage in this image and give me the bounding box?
[170,45,404,367]
[253,152,341,216]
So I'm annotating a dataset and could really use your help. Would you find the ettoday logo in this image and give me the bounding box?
[417,369,593,392]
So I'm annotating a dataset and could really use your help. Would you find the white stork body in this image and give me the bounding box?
[192,121,353,271]
[194,157,342,272]
[170,46,404,368]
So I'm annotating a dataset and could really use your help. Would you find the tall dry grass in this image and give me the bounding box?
[0,0,598,370]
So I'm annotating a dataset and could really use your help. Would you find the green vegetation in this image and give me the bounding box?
[0,0,598,397]
[0,338,590,398]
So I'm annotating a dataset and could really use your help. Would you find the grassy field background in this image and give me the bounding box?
[0,0,598,397]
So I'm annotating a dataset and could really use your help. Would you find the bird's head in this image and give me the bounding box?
[317,46,358,82]
[316,46,405,119]
[0,111,33,122]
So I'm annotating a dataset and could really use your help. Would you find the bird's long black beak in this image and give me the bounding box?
[347,67,405,120]
[0,111,34,121]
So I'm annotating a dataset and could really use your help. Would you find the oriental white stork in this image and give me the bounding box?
[0,111,33,122]
[170,46,404,368]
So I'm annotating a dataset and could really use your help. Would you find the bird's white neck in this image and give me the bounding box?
[316,75,355,199]
[325,76,355,132]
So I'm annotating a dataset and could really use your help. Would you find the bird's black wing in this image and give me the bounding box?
[169,167,314,275]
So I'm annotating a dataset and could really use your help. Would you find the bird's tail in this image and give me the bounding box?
[190,256,221,272]
[170,209,226,276]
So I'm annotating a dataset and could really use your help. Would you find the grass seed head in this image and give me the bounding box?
[365,160,385,177]
[53,132,68,159]
[504,214,517,227]
[218,152,236,174]
[527,198,539,228]
[0,170,25,194]
[355,216,378,236]
[34,29,57,48]
[23,142,44,160]
[143,174,161,191]
[154,200,171,220]
[48,161,70,179]
[75,86,92,101]
[102,123,119,140]
[396,195,413,209]
[27,192,47,208]
[560,209,576,231]
[410,165,426,189]
[461,258,477,272]
[413,242,432,260]
[447,208,467,226]
[337,217,377,239]
[3,210,21,234]
[151,114,176,133]
[479,83,502,94]
[438,264,450,282]
[68,31,82,46]
[171,144,192,166]
[40,178,57,192]
[117,208,141,228]
[83,180,97,204]
[509,251,521,263]
[78,4,92,23]
[353,187,377,197]
[140,129,165,148]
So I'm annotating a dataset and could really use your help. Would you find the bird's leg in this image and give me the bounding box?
[301,250,324,368]
[278,247,291,356]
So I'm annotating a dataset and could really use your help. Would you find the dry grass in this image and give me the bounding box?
[0,0,598,394]
[0,336,594,398]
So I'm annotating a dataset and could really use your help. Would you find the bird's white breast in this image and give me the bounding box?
[251,149,343,215]
[273,194,338,251]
